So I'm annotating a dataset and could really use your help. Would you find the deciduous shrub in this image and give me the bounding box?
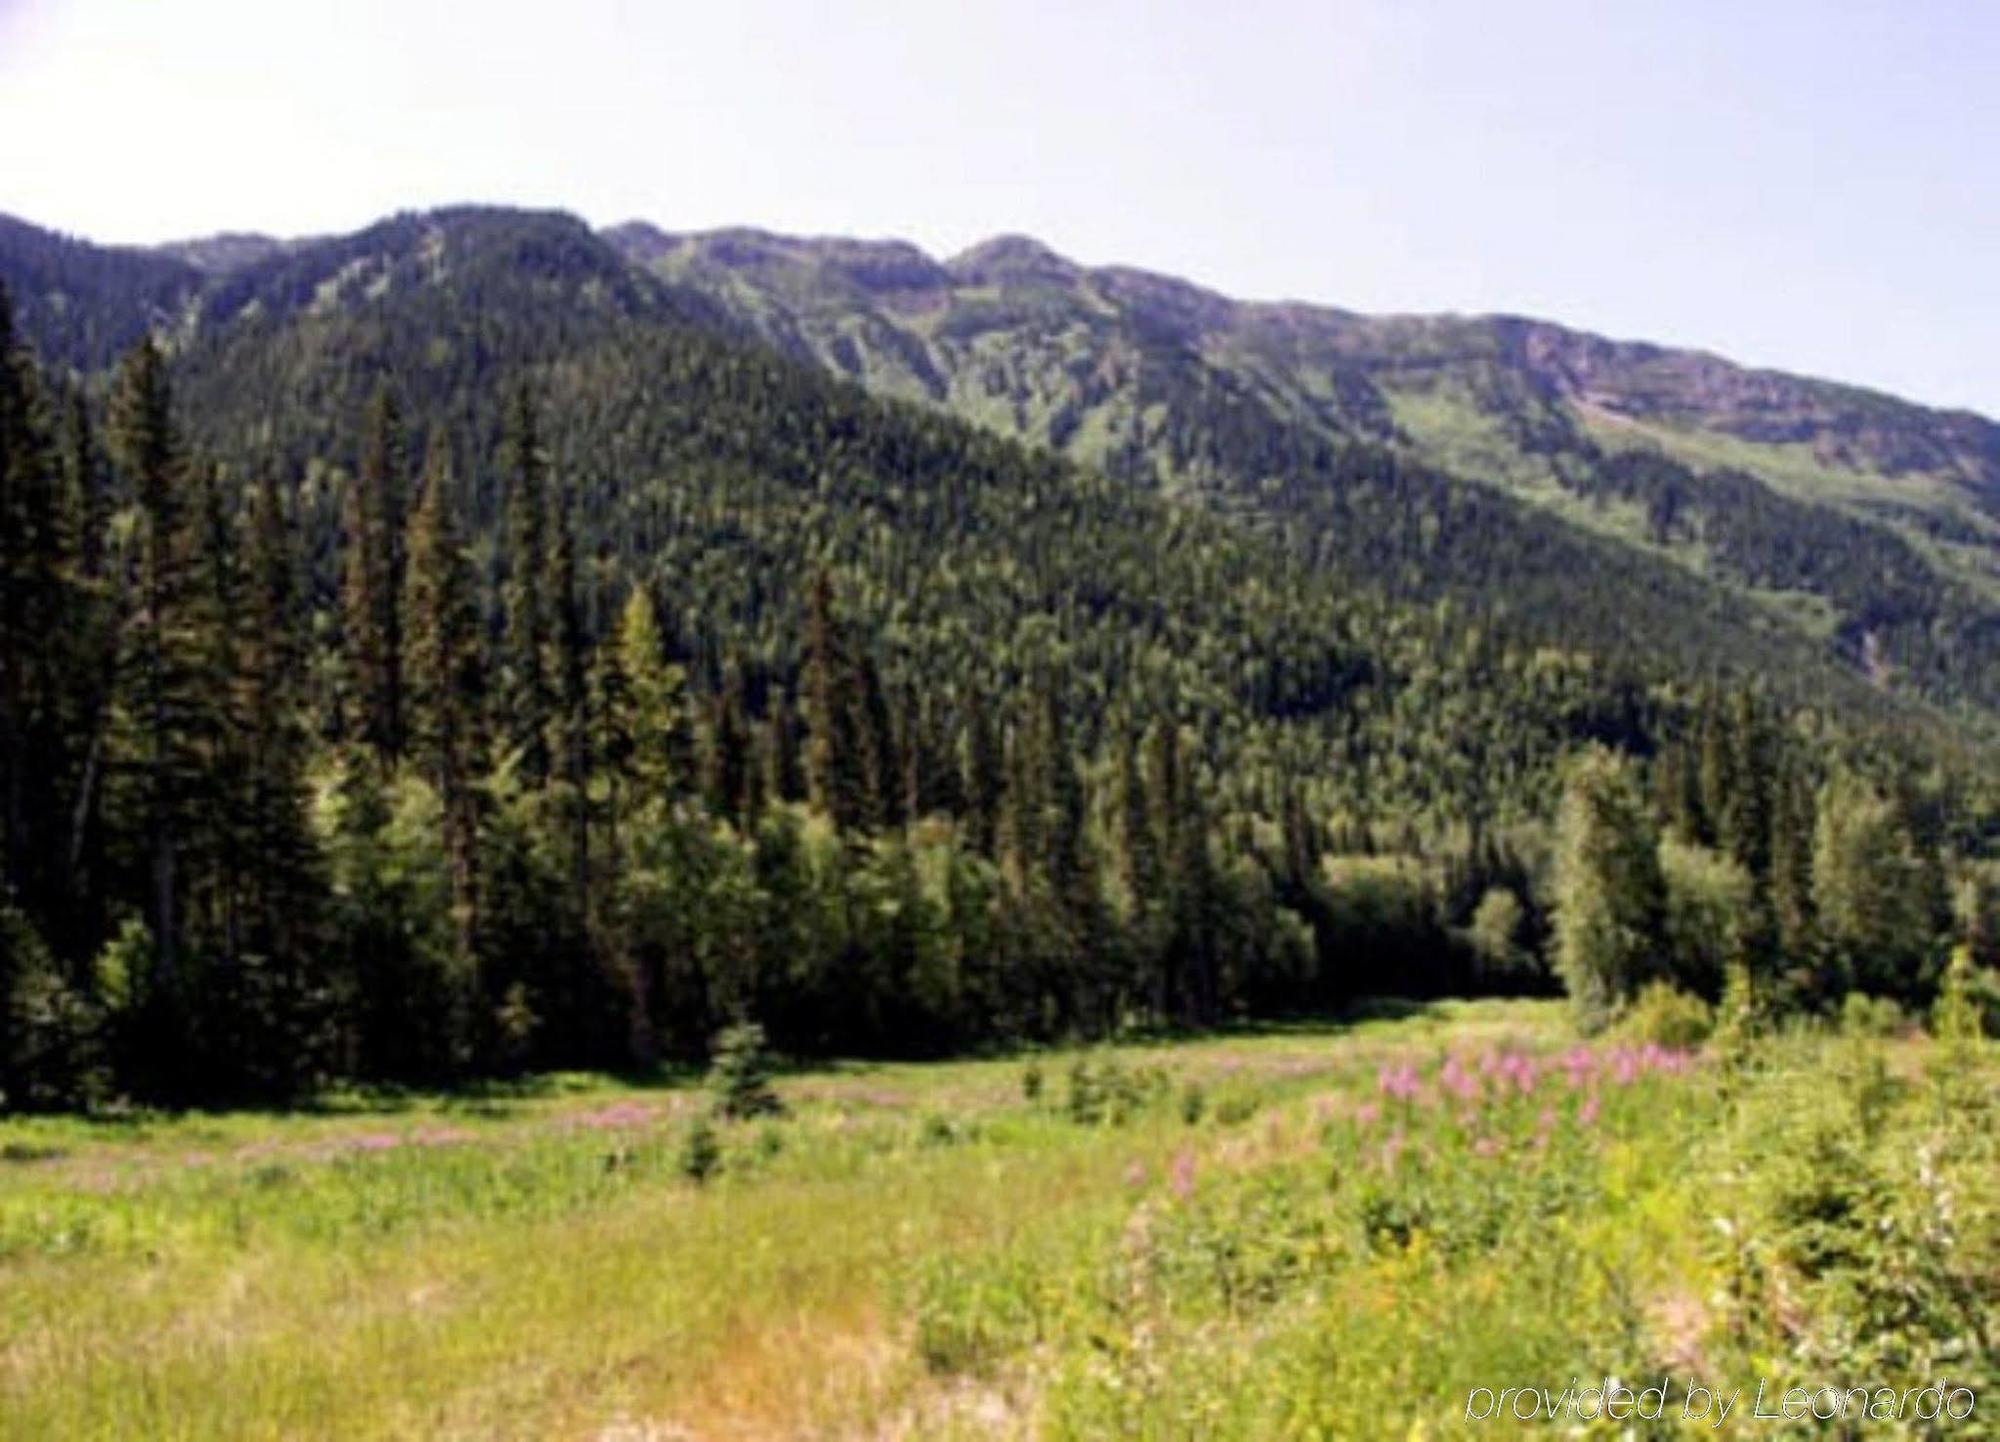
[1617,981,1714,1048]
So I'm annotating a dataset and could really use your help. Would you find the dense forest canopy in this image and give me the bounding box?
[621,220,2000,720]
[1,205,1997,1109]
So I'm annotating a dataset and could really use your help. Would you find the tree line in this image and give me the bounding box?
[0,276,1993,1109]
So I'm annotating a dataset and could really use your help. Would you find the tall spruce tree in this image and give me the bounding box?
[0,288,67,920]
[617,586,692,802]
[403,432,487,967]
[544,469,590,901]
[803,571,868,831]
[342,384,406,763]
[235,468,328,1093]
[105,336,202,997]
[701,661,757,824]
[498,387,552,783]
[957,688,1002,856]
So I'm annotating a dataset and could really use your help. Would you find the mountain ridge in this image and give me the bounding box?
[601,214,2000,717]
[604,220,1998,431]
[6,202,2000,727]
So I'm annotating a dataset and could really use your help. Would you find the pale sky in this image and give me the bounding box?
[2,0,1995,417]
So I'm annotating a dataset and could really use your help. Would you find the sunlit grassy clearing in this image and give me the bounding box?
[3,999,1991,1440]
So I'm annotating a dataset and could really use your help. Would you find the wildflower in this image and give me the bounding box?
[1561,1045,1596,1088]
[1506,1054,1539,1094]
[1124,1160,1149,1189]
[1578,1094,1601,1128]
[1472,1135,1503,1158]
[1376,1061,1422,1101]
[1354,1101,1381,1128]
[1440,1055,1481,1103]
[1169,1148,1197,1201]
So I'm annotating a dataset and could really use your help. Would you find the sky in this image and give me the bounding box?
[2,0,1996,416]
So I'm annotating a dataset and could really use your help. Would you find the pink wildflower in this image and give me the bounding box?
[1376,1061,1422,1101]
[1561,1045,1596,1088]
[1440,1055,1481,1103]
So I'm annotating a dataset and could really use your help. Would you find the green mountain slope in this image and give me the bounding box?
[0,204,1983,762]
[609,222,2000,715]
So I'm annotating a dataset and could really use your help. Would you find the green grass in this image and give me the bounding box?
[4,1000,1994,1439]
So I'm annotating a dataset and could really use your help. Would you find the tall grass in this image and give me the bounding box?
[2,1000,1991,1439]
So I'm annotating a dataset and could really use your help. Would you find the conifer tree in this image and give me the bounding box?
[588,618,634,853]
[0,289,67,917]
[759,686,803,806]
[184,460,246,973]
[617,586,693,802]
[1718,690,1773,878]
[50,389,115,960]
[856,651,898,830]
[701,662,757,823]
[803,571,867,831]
[105,336,202,995]
[498,387,551,783]
[234,468,328,1091]
[56,386,105,582]
[403,433,487,966]
[543,470,590,900]
[956,688,1002,856]
[1767,748,1817,972]
[342,384,406,762]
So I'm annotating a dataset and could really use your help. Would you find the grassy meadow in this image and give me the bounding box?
[3,999,1995,1440]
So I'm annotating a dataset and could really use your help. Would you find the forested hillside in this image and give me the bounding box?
[0,206,1995,1111]
[616,223,2000,717]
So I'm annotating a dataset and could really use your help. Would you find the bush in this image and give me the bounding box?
[1464,887,1532,979]
[1711,961,1767,1076]
[1064,1056,1102,1124]
[1,904,105,1111]
[1062,1054,1167,1126]
[679,1117,721,1182]
[708,1021,783,1120]
[1179,1080,1207,1125]
[1020,1059,1043,1103]
[1617,981,1713,1048]
[1214,1094,1259,1127]
[1840,991,1908,1039]
[1934,950,2000,1040]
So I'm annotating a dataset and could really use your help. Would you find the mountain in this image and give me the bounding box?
[149,231,297,274]
[0,213,205,373]
[610,222,2000,717]
[0,204,1991,748]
